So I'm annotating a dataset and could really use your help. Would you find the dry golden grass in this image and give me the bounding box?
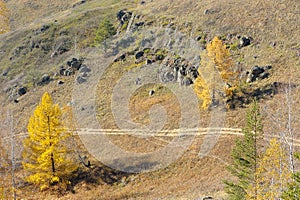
[0,0,299,199]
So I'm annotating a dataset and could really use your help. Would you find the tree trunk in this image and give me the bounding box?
[47,116,55,174]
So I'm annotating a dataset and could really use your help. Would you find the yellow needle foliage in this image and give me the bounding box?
[193,73,212,110]
[0,0,10,34]
[246,138,291,200]
[207,36,238,99]
[207,36,237,84]
[194,36,238,109]
[22,92,77,190]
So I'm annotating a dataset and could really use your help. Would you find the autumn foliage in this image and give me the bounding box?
[247,138,291,199]
[194,36,238,109]
[22,92,76,190]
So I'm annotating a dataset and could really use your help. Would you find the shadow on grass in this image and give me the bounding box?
[227,82,298,109]
[69,157,159,191]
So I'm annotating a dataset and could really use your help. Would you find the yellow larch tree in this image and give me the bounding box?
[0,0,10,34]
[194,36,238,109]
[193,73,212,110]
[206,36,238,99]
[194,49,215,109]
[22,92,77,190]
[246,138,291,200]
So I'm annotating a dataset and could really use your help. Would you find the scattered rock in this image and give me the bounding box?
[246,65,272,83]
[67,57,84,70]
[252,65,265,75]
[18,87,27,96]
[264,65,272,70]
[76,76,86,84]
[179,65,187,76]
[140,0,146,5]
[114,52,126,62]
[156,54,164,60]
[79,65,91,73]
[187,66,199,80]
[149,90,155,96]
[39,74,51,85]
[159,67,177,83]
[81,72,88,77]
[57,80,64,85]
[260,72,270,79]
[117,10,132,25]
[135,78,141,85]
[135,51,144,60]
[63,67,75,76]
[196,35,202,41]
[181,77,193,86]
[239,36,251,48]
[146,59,152,65]
[59,66,66,76]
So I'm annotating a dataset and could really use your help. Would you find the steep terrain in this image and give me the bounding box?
[0,0,299,199]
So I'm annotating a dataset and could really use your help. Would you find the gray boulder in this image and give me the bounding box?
[239,36,251,48]
[113,52,126,62]
[181,77,193,86]
[246,65,271,83]
[18,87,27,96]
[67,57,84,70]
[38,74,51,85]
[135,51,144,60]
[76,76,86,84]
[79,65,91,73]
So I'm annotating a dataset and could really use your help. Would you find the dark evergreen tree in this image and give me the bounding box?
[223,100,263,199]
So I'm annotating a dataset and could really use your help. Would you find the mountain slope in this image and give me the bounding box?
[0,0,299,199]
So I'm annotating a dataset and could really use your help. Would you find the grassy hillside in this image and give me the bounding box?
[0,0,299,199]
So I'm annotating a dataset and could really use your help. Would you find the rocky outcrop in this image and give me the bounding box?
[246,65,271,83]
[158,57,198,85]
[77,64,91,84]
[114,52,127,62]
[37,74,51,86]
[67,57,84,70]
[117,10,133,26]
[59,57,86,76]
[239,36,252,48]
[116,10,146,33]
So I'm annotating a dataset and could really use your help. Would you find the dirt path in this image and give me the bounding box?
[5,127,300,145]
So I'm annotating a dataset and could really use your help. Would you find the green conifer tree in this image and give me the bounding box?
[223,100,263,199]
